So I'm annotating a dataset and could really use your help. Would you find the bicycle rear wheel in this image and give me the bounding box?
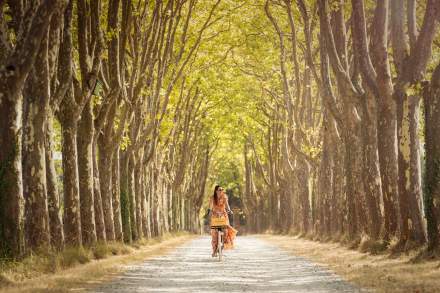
[217,229,223,261]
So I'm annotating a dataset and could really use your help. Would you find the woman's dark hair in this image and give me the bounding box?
[213,185,222,205]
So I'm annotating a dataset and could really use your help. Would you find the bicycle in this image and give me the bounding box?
[211,225,226,261]
[210,215,228,261]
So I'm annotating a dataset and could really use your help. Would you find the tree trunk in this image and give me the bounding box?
[0,0,60,258]
[408,95,425,243]
[376,98,399,240]
[112,148,123,241]
[98,138,116,241]
[93,142,106,242]
[60,111,82,246]
[343,121,361,241]
[22,44,51,250]
[423,65,440,250]
[297,158,310,234]
[127,153,138,240]
[330,120,344,236]
[141,167,149,238]
[318,113,333,236]
[360,95,382,240]
[396,90,411,245]
[120,151,132,243]
[134,154,144,238]
[0,90,25,258]
[77,100,97,245]
[45,111,64,250]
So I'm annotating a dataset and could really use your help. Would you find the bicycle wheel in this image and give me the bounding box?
[218,229,223,261]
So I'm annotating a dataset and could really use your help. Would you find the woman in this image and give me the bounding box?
[209,185,238,257]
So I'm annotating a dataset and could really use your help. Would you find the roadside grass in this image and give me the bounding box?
[0,231,193,292]
[261,234,440,293]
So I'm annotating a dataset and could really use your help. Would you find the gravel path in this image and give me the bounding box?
[93,236,365,292]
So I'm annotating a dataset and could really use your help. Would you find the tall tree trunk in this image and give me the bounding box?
[408,95,425,243]
[60,106,82,246]
[120,151,132,243]
[0,92,26,257]
[22,37,51,250]
[376,98,399,240]
[45,111,64,250]
[297,158,310,234]
[128,153,138,240]
[134,153,144,238]
[0,98,25,258]
[344,127,361,241]
[112,148,123,241]
[93,142,106,242]
[360,94,382,240]
[141,167,149,238]
[332,137,345,236]
[423,65,440,250]
[98,137,116,241]
[396,89,411,245]
[77,100,97,245]
[318,112,333,236]
[0,0,60,259]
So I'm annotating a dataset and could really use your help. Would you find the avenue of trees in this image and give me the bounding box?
[1,0,440,261]
[239,0,440,253]
[0,0,222,258]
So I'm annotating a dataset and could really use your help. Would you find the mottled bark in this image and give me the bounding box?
[331,133,345,235]
[98,138,115,241]
[60,103,82,246]
[0,92,25,257]
[376,100,399,239]
[391,0,440,245]
[77,99,97,245]
[344,125,361,240]
[396,90,412,244]
[93,142,106,242]
[127,153,138,240]
[370,0,399,240]
[120,151,132,243]
[360,94,382,240]
[0,0,60,258]
[45,111,64,250]
[22,33,51,250]
[423,64,440,249]
[112,148,123,241]
[134,154,144,238]
[317,113,333,236]
[141,167,149,238]
[408,96,425,243]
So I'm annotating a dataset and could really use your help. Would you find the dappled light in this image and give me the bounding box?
[0,0,440,292]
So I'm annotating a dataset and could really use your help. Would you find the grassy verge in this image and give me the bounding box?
[260,235,440,293]
[0,232,195,293]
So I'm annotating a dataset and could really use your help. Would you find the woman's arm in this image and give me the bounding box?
[225,195,232,212]
[208,197,213,215]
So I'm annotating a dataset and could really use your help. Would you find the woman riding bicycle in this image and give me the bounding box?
[209,185,238,257]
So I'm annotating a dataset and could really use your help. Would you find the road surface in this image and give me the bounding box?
[93,236,365,292]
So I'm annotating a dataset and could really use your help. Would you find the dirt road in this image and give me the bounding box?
[93,236,365,292]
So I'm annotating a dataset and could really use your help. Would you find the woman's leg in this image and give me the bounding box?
[211,229,218,254]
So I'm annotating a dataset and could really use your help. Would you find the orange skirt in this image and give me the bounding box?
[211,225,238,250]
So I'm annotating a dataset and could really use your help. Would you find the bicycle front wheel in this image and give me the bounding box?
[218,229,223,261]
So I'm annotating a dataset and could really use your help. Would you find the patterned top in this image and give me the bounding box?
[210,194,229,217]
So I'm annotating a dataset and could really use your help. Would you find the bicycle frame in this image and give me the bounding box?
[212,226,226,261]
